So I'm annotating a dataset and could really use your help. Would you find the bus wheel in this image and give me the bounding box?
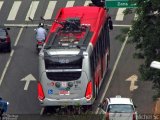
[106,54,109,70]
[95,85,98,100]
[95,85,97,99]
[97,79,100,97]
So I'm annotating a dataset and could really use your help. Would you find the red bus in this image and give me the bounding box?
[38,6,112,110]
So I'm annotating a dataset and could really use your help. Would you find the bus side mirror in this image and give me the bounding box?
[108,17,113,30]
[108,19,113,30]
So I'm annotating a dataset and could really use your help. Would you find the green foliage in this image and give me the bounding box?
[117,0,160,98]
[115,27,130,42]
[123,8,133,15]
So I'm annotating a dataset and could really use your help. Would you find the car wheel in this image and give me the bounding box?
[7,44,11,52]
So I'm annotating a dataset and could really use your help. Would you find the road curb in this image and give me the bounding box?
[154,98,160,114]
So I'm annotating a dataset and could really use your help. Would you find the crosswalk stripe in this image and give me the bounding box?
[84,1,91,6]
[66,1,75,7]
[25,1,39,21]
[115,8,126,21]
[43,1,57,20]
[7,1,21,21]
[0,1,4,11]
[2,0,138,22]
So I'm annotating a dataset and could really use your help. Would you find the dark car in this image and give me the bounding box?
[0,26,11,52]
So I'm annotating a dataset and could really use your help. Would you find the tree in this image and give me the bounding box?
[128,0,160,99]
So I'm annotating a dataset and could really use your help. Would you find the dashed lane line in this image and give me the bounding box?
[0,50,14,85]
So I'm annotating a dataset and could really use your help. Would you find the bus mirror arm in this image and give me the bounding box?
[108,16,113,30]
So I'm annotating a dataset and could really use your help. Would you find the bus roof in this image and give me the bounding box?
[46,6,108,48]
[51,6,107,32]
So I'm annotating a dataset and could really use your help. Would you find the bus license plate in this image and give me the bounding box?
[59,90,70,95]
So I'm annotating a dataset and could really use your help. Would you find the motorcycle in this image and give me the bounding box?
[34,23,48,54]
[36,40,44,53]
[34,28,47,54]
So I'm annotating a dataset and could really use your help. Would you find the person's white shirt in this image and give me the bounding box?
[36,27,47,42]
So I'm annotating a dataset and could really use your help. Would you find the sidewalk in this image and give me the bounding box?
[154,98,160,114]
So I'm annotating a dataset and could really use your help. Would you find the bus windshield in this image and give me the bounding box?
[107,104,134,113]
[44,55,83,69]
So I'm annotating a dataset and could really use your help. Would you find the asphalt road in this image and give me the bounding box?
[102,27,154,114]
[0,0,154,118]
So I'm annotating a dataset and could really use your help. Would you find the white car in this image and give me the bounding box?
[99,95,137,120]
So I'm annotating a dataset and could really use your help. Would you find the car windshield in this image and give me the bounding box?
[0,29,6,37]
[107,104,134,113]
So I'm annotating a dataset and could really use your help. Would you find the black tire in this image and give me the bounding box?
[36,46,40,54]
[97,80,100,98]
[95,85,97,99]
[37,48,40,54]
[106,54,110,71]
[95,84,99,100]
[5,43,11,52]
[7,45,11,52]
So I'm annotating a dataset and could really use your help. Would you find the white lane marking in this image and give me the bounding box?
[113,24,131,27]
[126,75,138,91]
[0,1,4,11]
[66,1,75,7]
[95,27,131,114]
[7,1,21,21]
[4,24,44,27]
[0,50,14,85]
[43,1,57,20]
[40,107,45,115]
[25,1,39,21]
[21,74,36,90]
[84,1,91,6]
[14,28,23,46]
[0,28,24,86]
[4,24,131,27]
[115,8,126,21]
